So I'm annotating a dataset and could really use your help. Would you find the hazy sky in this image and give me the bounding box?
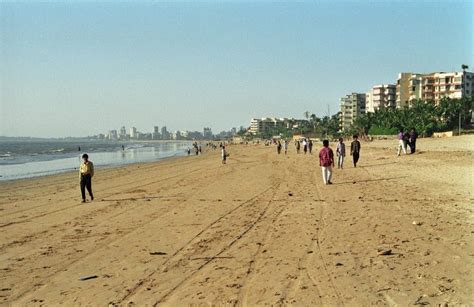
[1,0,472,137]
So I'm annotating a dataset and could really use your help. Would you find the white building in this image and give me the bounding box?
[129,127,137,139]
[249,117,304,135]
[366,84,396,113]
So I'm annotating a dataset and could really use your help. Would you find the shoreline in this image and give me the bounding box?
[0,150,195,184]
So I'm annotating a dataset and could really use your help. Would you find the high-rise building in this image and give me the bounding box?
[339,93,366,131]
[397,70,474,106]
[119,126,127,139]
[152,126,160,140]
[161,126,169,140]
[130,127,137,139]
[396,73,412,108]
[366,84,396,113]
[107,130,118,140]
[203,127,213,139]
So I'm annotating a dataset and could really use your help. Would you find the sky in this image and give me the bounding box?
[1,0,472,138]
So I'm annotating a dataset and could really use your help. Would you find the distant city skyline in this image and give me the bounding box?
[1,1,472,137]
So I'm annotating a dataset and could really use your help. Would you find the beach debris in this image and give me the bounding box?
[377,287,391,292]
[79,275,98,281]
[377,248,393,256]
[288,193,293,197]
[412,221,423,226]
[149,252,167,256]
[335,262,343,266]
[414,295,429,305]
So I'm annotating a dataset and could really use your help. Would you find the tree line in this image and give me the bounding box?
[239,97,473,139]
[352,97,473,137]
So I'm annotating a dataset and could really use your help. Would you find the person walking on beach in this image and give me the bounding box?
[284,140,289,155]
[308,139,313,154]
[296,140,301,154]
[397,129,407,156]
[79,154,94,203]
[221,146,227,164]
[409,128,418,154]
[319,140,334,185]
[336,137,346,169]
[350,135,361,167]
[403,131,410,153]
[303,139,308,154]
[277,140,282,155]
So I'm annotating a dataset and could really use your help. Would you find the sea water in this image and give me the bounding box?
[0,140,193,181]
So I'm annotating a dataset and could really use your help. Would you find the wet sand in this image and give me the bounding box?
[0,135,473,306]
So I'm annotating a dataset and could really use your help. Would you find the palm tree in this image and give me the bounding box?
[462,64,469,72]
[303,111,310,120]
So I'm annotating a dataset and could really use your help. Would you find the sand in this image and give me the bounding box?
[0,135,473,306]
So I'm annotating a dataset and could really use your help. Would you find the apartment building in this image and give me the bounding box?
[249,117,307,135]
[339,93,366,131]
[249,118,286,135]
[366,84,396,113]
[396,73,412,108]
[397,71,474,106]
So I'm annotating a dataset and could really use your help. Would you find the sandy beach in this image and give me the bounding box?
[0,136,473,306]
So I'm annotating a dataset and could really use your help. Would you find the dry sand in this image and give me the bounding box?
[1,135,473,306]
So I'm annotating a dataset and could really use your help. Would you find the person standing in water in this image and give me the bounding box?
[319,140,334,185]
[350,135,361,167]
[79,154,94,203]
[336,137,346,169]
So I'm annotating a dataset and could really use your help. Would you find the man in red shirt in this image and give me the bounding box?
[319,140,335,185]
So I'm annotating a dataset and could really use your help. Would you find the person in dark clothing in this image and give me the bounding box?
[308,139,313,154]
[350,135,361,167]
[403,131,410,153]
[277,141,282,154]
[409,129,418,154]
[79,154,94,203]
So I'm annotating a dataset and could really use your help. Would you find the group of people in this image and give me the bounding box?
[293,138,313,154]
[187,142,203,156]
[318,135,361,185]
[397,129,418,156]
[77,129,418,201]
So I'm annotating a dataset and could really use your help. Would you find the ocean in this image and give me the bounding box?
[0,139,193,181]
